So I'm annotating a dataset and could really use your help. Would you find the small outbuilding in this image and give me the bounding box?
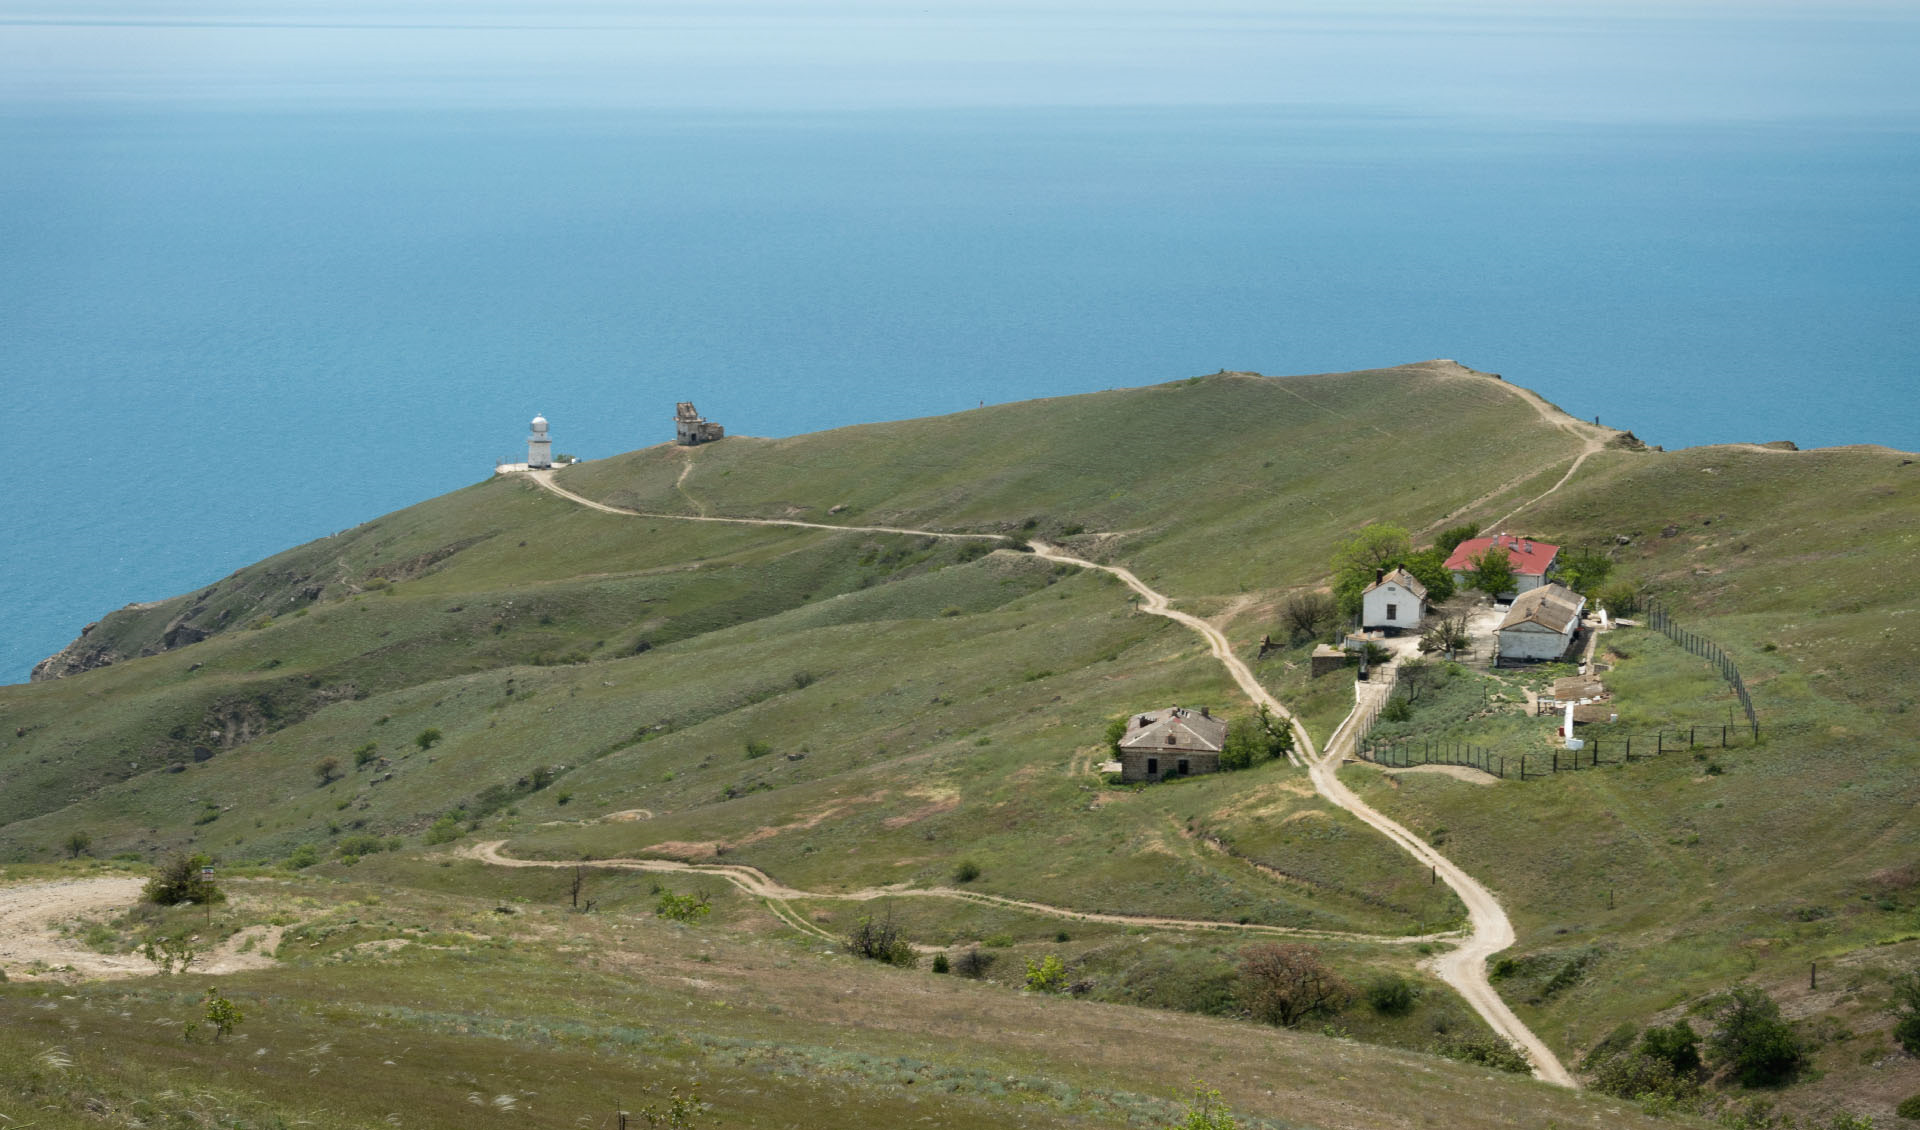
[1116,706,1227,782]
[1361,567,1428,632]
[1495,582,1586,662]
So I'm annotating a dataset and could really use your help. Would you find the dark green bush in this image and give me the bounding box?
[142,853,223,906]
[1895,1093,1920,1120]
[1365,973,1417,1016]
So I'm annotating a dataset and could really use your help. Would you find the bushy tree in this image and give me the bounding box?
[1706,984,1801,1086]
[844,909,917,967]
[1236,943,1350,1027]
[1331,524,1413,616]
[142,852,223,906]
[1468,547,1517,597]
[1280,591,1338,643]
[1218,707,1293,770]
[415,727,442,751]
[313,756,341,786]
[64,831,92,859]
[1400,546,1456,603]
[1104,715,1129,758]
[1557,548,1615,595]
[1419,613,1472,657]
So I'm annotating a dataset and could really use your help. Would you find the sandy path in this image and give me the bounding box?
[527,469,1002,541]
[674,450,708,516]
[461,841,1455,947]
[509,468,1573,1085]
[0,877,279,982]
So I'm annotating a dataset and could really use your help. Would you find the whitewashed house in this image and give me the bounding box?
[1361,568,1428,632]
[1495,582,1587,662]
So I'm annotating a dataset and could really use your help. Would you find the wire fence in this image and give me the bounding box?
[1641,598,1758,737]
[1358,719,1765,780]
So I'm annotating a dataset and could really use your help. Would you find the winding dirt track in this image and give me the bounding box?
[461,841,1457,948]
[518,465,1574,1085]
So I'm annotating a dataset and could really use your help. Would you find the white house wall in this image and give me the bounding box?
[1498,623,1574,661]
[1362,582,1424,630]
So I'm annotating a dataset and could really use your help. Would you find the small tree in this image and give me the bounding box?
[1236,943,1351,1028]
[1595,578,1644,617]
[655,889,712,924]
[415,728,442,751]
[64,831,92,859]
[1280,591,1338,643]
[1419,613,1472,658]
[1400,546,1457,604]
[202,989,243,1042]
[1364,973,1417,1016]
[352,741,379,769]
[1024,954,1069,993]
[844,908,916,967]
[1331,524,1413,617]
[143,853,223,906]
[141,933,199,975]
[1706,983,1801,1086]
[1558,548,1615,595]
[313,756,341,787]
[1468,547,1517,597]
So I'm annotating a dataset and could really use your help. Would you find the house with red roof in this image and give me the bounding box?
[1443,533,1560,600]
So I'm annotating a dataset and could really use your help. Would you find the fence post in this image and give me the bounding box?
[1689,727,1695,749]
[1657,731,1664,754]
[1722,725,1727,748]
[1626,736,1632,761]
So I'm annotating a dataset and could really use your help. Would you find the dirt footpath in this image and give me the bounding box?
[0,877,279,982]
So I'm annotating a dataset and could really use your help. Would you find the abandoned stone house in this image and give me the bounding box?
[674,402,724,445]
[1117,706,1227,782]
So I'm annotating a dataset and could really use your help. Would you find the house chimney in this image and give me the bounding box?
[1200,706,1210,719]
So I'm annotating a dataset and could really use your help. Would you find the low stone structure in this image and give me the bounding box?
[1310,644,1349,677]
[1116,706,1227,782]
[674,402,724,445]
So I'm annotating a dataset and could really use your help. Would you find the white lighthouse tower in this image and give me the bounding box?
[527,415,553,470]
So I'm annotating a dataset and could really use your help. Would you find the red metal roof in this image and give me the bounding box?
[1443,533,1560,576]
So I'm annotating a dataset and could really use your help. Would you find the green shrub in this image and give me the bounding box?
[1025,954,1069,993]
[1707,984,1801,1087]
[142,853,223,906]
[1430,1032,1530,1074]
[744,740,773,760]
[423,815,462,845]
[415,728,442,751]
[931,953,950,974]
[953,860,981,884]
[1365,973,1417,1016]
[285,844,320,870]
[1639,1019,1701,1074]
[1890,970,1920,1055]
[656,890,712,924]
[352,742,379,768]
[335,834,387,857]
[844,911,916,967]
[1896,1093,1920,1120]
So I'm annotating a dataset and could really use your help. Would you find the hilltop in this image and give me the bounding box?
[3,361,1918,1128]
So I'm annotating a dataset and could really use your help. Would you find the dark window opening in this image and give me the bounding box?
[1146,757,1158,775]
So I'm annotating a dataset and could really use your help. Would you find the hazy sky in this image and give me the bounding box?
[2,1,1916,120]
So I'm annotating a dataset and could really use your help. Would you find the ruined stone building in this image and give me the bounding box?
[674,402,724,445]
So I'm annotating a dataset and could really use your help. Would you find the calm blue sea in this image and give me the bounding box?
[4,3,1919,682]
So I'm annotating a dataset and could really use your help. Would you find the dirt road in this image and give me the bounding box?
[462,841,1456,948]
[510,466,1574,1085]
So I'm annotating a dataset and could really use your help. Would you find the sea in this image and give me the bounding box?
[4,2,1918,682]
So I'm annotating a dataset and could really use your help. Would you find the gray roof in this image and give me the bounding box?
[1364,567,1428,601]
[1118,706,1228,753]
[1498,583,1586,634]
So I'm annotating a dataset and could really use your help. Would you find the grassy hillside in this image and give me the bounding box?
[5,361,1918,1126]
